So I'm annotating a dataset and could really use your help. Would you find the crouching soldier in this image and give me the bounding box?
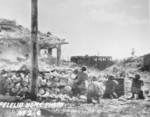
[130,74,145,99]
[103,75,118,99]
[87,76,104,103]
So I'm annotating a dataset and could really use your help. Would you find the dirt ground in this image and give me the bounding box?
[42,99,150,117]
[0,99,150,117]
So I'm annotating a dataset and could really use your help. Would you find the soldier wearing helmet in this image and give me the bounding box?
[72,66,88,96]
[103,75,118,99]
[131,74,145,99]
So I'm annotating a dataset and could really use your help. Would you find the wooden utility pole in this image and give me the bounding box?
[30,0,38,100]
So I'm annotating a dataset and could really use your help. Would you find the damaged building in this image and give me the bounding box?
[71,55,114,70]
[0,19,68,66]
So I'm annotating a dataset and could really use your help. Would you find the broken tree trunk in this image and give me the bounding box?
[30,0,38,100]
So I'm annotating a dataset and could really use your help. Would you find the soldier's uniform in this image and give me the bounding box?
[87,81,104,103]
[103,75,118,99]
[131,74,145,99]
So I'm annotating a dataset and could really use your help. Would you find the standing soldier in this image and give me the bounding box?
[72,66,88,96]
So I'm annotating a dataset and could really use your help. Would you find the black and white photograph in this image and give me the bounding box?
[0,0,149,117]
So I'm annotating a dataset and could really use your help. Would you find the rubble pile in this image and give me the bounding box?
[2,71,30,96]
[36,68,73,101]
[0,67,73,101]
[0,54,150,104]
[0,62,89,103]
[0,19,67,48]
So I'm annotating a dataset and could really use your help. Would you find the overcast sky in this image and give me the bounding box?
[0,0,149,60]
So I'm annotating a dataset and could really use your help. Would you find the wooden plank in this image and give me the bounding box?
[30,0,38,100]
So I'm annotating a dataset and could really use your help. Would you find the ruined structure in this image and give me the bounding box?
[38,33,68,66]
[71,55,114,70]
[0,19,68,66]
